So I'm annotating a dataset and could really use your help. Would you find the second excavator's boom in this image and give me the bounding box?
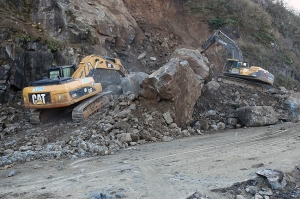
[201,30,244,62]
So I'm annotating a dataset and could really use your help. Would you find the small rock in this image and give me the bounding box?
[19,146,33,151]
[211,124,218,131]
[259,188,273,196]
[245,186,257,195]
[199,119,209,130]
[161,136,172,142]
[254,194,263,199]
[129,142,137,146]
[181,130,190,137]
[236,195,246,199]
[138,52,147,60]
[101,123,114,132]
[163,112,173,125]
[115,121,131,130]
[6,170,15,177]
[115,192,127,198]
[4,149,14,155]
[137,140,146,144]
[227,118,238,126]
[196,129,203,135]
[217,122,225,130]
[251,163,264,168]
[169,123,178,128]
[206,110,217,116]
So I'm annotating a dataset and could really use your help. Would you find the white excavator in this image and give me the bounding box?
[201,30,274,85]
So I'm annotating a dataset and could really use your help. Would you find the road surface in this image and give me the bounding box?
[0,122,299,199]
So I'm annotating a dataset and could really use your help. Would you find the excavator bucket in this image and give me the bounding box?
[93,68,124,90]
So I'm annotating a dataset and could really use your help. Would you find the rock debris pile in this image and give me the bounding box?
[189,167,300,199]
[1,48,300,168]
[0,91,203,166]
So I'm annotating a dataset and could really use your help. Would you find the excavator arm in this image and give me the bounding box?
[71,54,128,79]
[201,30,244,62]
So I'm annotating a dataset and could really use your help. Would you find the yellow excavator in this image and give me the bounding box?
[22,54,128,124]
[201,30,274,85]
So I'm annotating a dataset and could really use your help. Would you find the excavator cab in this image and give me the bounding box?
[49,65,76,79]
[29,65,77,87]
[223,59,250,75]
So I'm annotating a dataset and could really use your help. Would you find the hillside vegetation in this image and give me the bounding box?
[185,0,300,88]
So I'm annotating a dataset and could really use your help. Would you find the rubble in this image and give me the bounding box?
[256,169,287,190]
[1,61,300,169]
[0,48,300,199]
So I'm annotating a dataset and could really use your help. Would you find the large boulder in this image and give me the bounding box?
[283,92,300,120]
[236,106,278,127]
[170,48,212,83]
[204,80,220,94]
[139,58,203,127]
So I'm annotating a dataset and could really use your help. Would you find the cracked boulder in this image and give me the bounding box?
[139,58,203,127]
[170,48,212,83]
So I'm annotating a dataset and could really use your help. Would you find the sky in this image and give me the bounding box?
[285,0,300,12]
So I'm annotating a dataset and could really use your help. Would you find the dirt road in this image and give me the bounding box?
[1,122,299,199]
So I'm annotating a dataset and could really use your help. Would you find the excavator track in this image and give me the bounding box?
[29,91,113,124]
[29,109,42,125]
[217,75,266,91]
[72,91,113,123]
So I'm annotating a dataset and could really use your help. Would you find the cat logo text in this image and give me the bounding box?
[32,94,46,104]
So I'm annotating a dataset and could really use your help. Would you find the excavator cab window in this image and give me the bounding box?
[48,65,76,79]
[242,62,250,68]
[49,69,60,79]
[224,60,241,74]
[62,67,75,77]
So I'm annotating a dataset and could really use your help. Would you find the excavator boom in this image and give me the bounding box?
[201,30,243,61]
